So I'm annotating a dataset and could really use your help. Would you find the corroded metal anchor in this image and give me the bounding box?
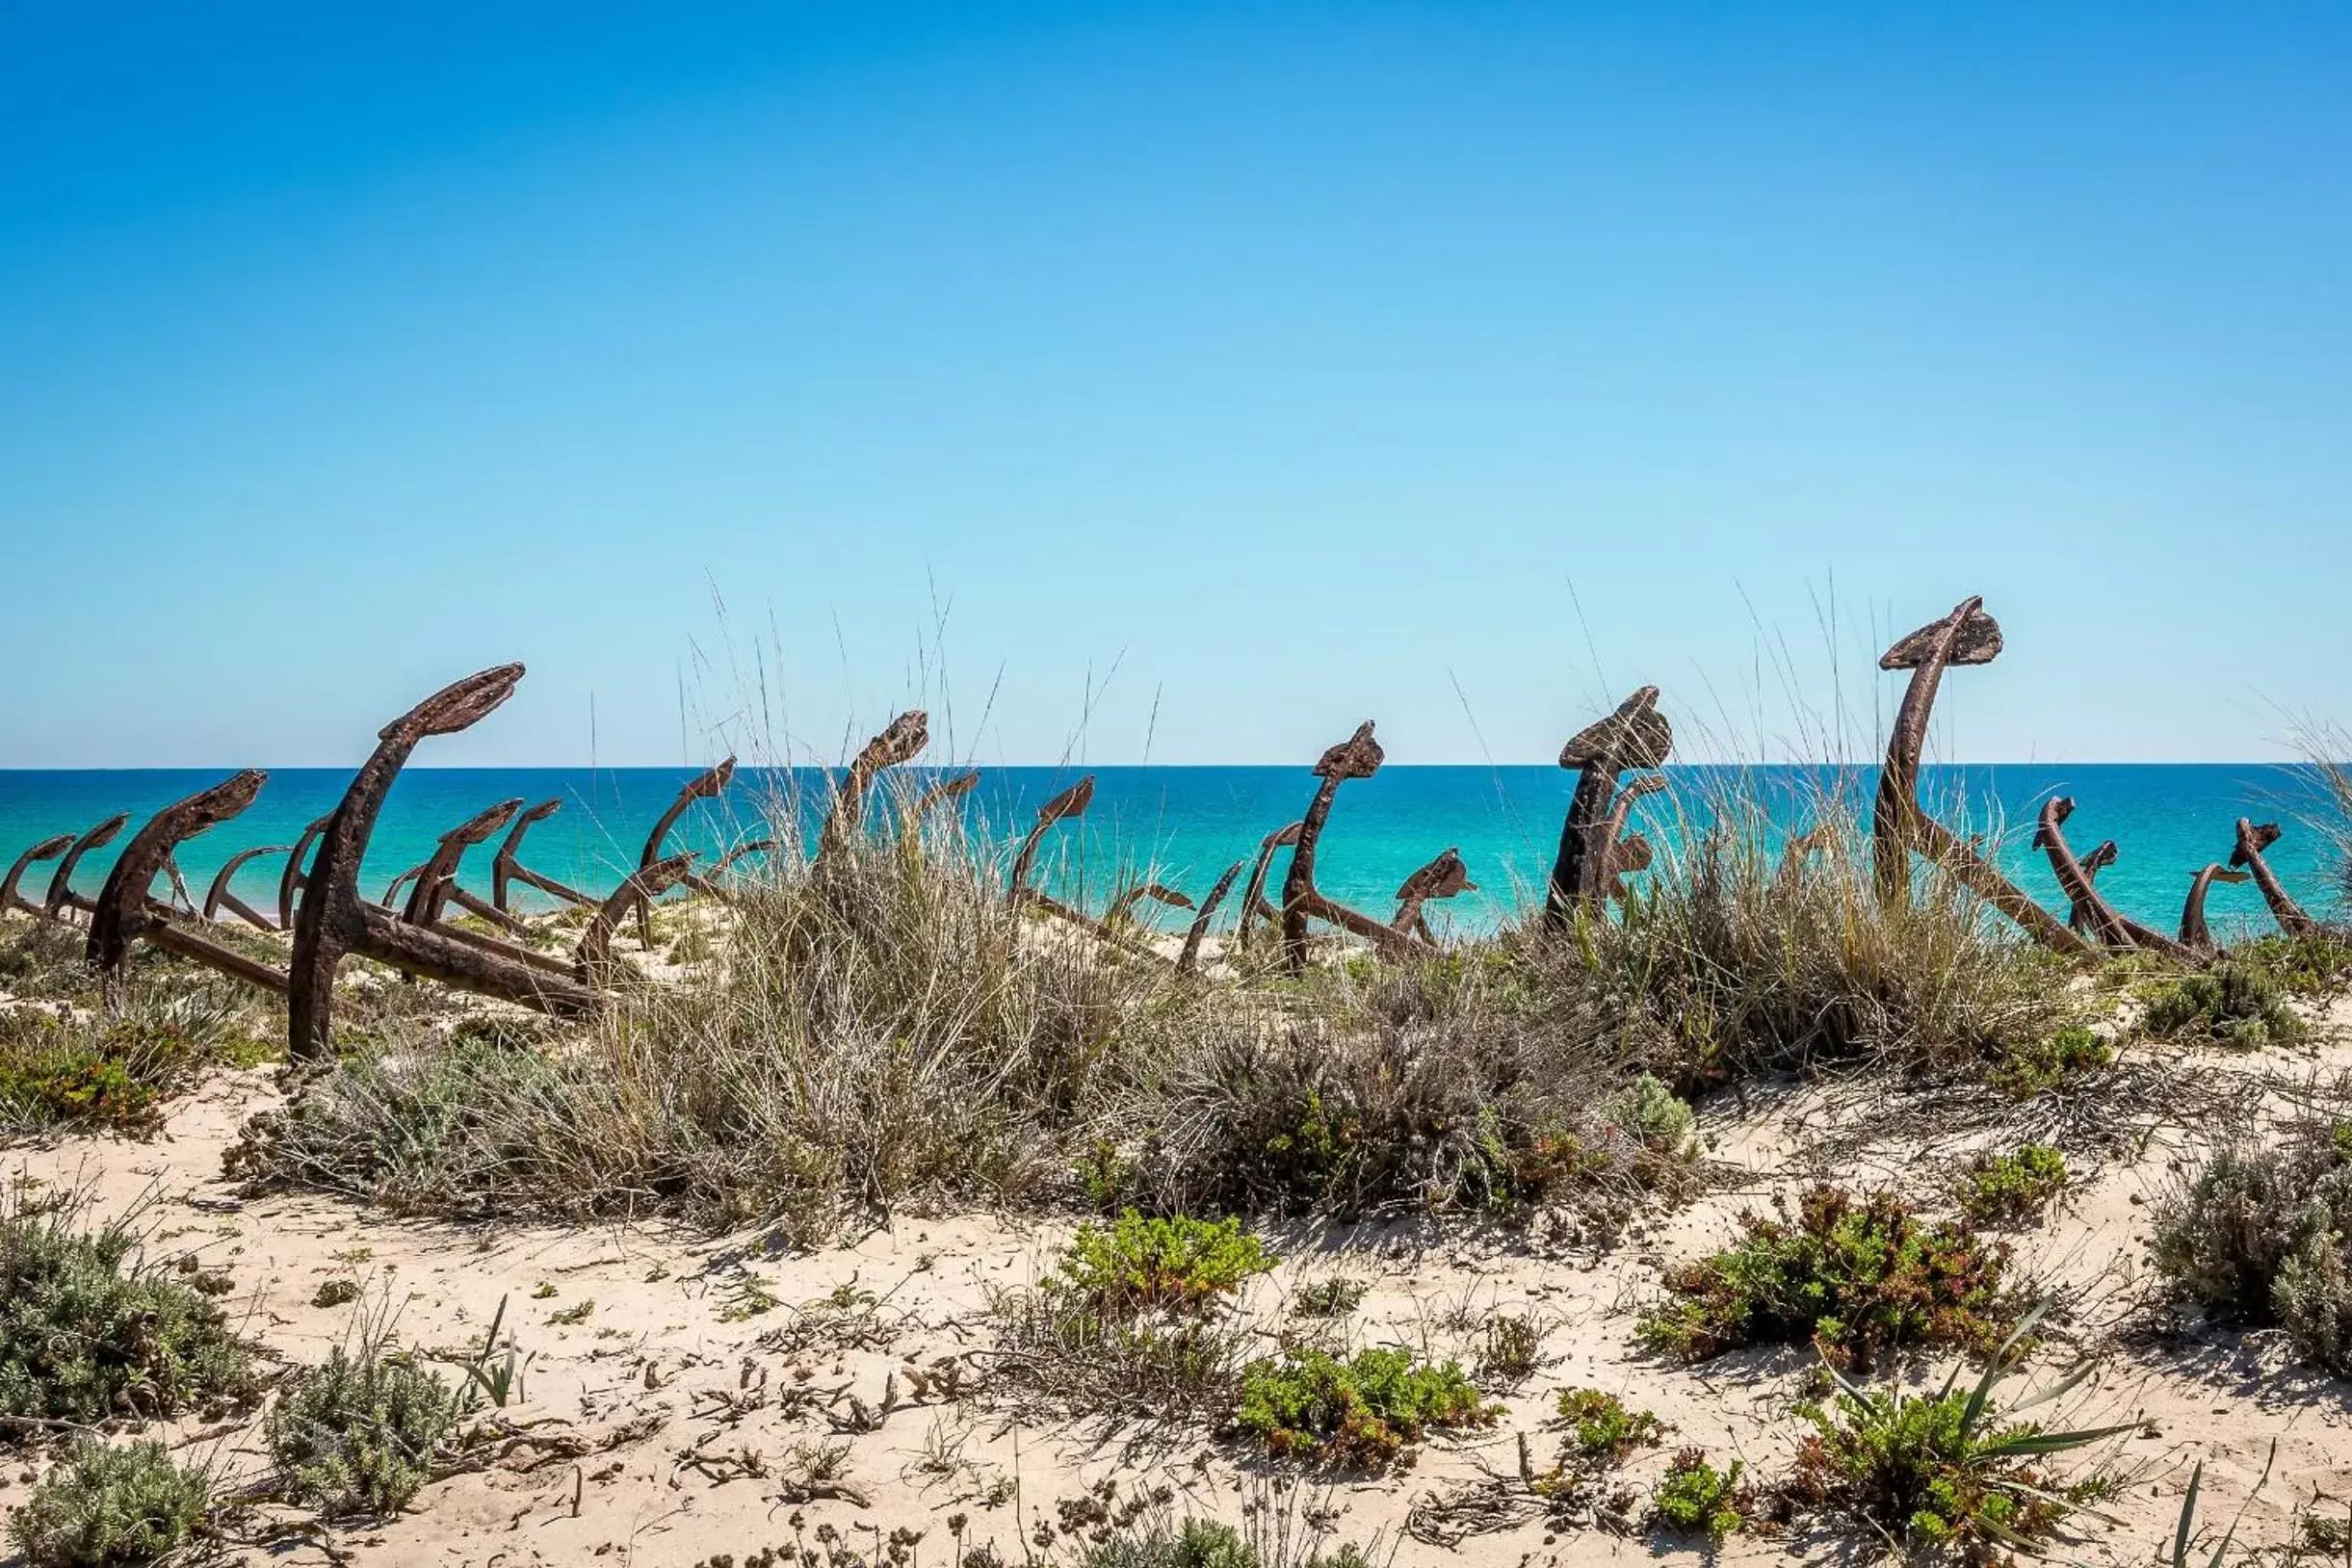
[285,666,604,1058]
[1546,689,1672,925]
[2031,798,2196,963]
[1277,722,1433,968]
[1868,598,2090,956]
[2231,819,2320,938]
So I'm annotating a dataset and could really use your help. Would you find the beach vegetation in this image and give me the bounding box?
[1782,1305,2132,1556]
[1955,1144,2069,1224]
[265,1331,460,1516]
[6,1441,213,1568]
[1,980,274,1135]
[1233,1346,1494,1471]
[1555,1387,1665,1463]
[2138,959,2305,1047]
[1989,1024,2113,1097]
[2151,1113,2352,1374]
[1652,1448,1747,1539]
[1636,1184,2015,1371]
[1049,1212,1273,1318]
[0,1187,251,1434]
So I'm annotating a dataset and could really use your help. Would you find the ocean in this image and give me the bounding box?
[0,764,2339,942]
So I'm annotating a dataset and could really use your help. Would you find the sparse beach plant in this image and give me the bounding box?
[265,1330,460,1516]
[0,1187,250,1433]
[1555,1387,1665,1463]
[1600,1073,1697,1157]
[1636,1184,2014,1370]
[1049,1212,1274,1318]
[1783,1302,2134,1556]
[0,978,266,1134]
[2151,1114,2352,1374]
[1989,1024,2113,1097]
[1652,1448,1746,1539]
[1234,1346,1494,1471]
[1291,1276,1369,1319]
[2138,960,2304,1047]
[6,1441,212,1567]
[1956,1144,2068,1224]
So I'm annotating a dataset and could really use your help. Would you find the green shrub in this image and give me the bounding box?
[265,1339,460,1516]
[1291,1277,1368,1318]
[0,1193,250,1431]
[0,1015,197,1134]
[1783,1309,2132,1555]
[2231,932,2352,998]
[5,1441,210,1567]
[1075,1516,1372,1568]
[1956,1145,2068,1224]
[1600,1074,1697,1156]
[1235,1346,1495,1471]
[2151,1117,2352,1374]
[1050,1213,1274,1318]
[1652,1448,1745,1538]
[2139,961,2304,1047]
[1565,795,2078,1087]
[1635,1185,2013,1371]
[1555,1388,1664,1463]
[1989,1025,2112,1097]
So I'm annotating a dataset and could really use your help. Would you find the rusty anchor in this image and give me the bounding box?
[202,843,294,931]
[1868,598,2090,956]
[1231,823,1303,949]
[399,799,526,928]
[3,833,74,918]
[1105,881,1195,928]
[287,666,601,1060]
[576,852,697,984]
[86,771,289,998]
[491,799,596,915]
[1391,848,1476,944]
[1175,860,1244,978]
[2231,819,2320,938]
[1277,722,1431,968]
[2179,862,2253,954]
[2065,840,2120,938]
[275,814,332,928]
[818,713,929,867]
[42,813,131,921]
[2031,799,2197,963]
[1546,689,1672,925]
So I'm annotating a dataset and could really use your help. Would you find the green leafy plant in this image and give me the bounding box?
[1989,1025,2112,1097]
[1075,1514,1373,1568]
[0,1190,250,1433]
[455,1294,529,1411]
[1291,1277,1368,1319]
[265,1334,460,1516]
[1050,1213,1274,1318]
[6,1441,211,1567]
[2139,961,2304,1047]
[1636,1185,2014,1370]
[2230,932,2352,998]
[1555,1388,1664,1464]
[2151,1118,2352,1374]
[1653,1448,1746,1539]
[1955,1144,2068,1224]
[1784,1301,2134,1555]
[1234,1346,1494,1471]
[1600,1073,1697,1157]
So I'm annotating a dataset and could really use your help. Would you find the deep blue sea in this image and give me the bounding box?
[0,764,2339,942]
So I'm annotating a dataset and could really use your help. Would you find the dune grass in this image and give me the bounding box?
[204,767,2082,1240]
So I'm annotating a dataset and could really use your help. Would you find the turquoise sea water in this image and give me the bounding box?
[0,764,2339,942]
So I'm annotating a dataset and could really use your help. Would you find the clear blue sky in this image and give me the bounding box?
[4,3,2347,769]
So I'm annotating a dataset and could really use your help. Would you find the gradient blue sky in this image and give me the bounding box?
[4,3,2348,769]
